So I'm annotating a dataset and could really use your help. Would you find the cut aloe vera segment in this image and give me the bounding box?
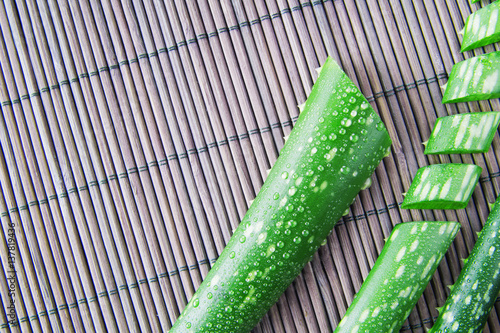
[461,1,500,52]
[429,194,500,333]
[169,57,392,333]
[442,51,500,103]
[401,164,482,210]
[334,221,460,333]
[424,112,500,154]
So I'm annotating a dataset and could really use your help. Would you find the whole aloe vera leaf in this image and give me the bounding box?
[168,57,392,333]
[335,221,460,333]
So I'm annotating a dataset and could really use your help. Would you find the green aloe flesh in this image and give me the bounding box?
[424,112,500,154]
[335,221,460,333]
[429,194,500,333]
[401,164,482,210]
[461,1,500,52]
[168,57,392,332]
[442,51,500,103]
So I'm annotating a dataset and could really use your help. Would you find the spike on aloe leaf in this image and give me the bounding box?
[440,83,448,91]
[461,257,468,265]
[447,284,455,292]
[422,140,428,147]
[283,135,289,142]
[436,306,444,314]
[489,202,495,210]
[315,66,322,75]
[248,200,254,207]
[458,28,464,36]
[384,146,392,158]
[298,102,306,113]
[262,169,271,181]
[361,177,372,190]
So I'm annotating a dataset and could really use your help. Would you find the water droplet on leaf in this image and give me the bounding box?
[340,166,350,174]
[341,118,352,127]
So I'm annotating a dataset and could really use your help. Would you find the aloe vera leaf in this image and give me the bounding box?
[442,51,500,103]
[461,1,500,52]
[334,221,460,333]
[429,194,500,333]
[401,164,482,210]
[424,112,500,154]
[168,57,392,332]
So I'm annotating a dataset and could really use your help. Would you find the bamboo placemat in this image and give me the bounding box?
[0,0,499,332]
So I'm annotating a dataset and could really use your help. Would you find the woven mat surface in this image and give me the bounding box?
[0,0,499,332]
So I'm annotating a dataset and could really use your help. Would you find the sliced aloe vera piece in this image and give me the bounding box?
[429,194,500,333]
[401,164,482,210]
[442,51,500,103]
[334,221,460,333]
[461,1,500,52]
[424,112,500,154]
